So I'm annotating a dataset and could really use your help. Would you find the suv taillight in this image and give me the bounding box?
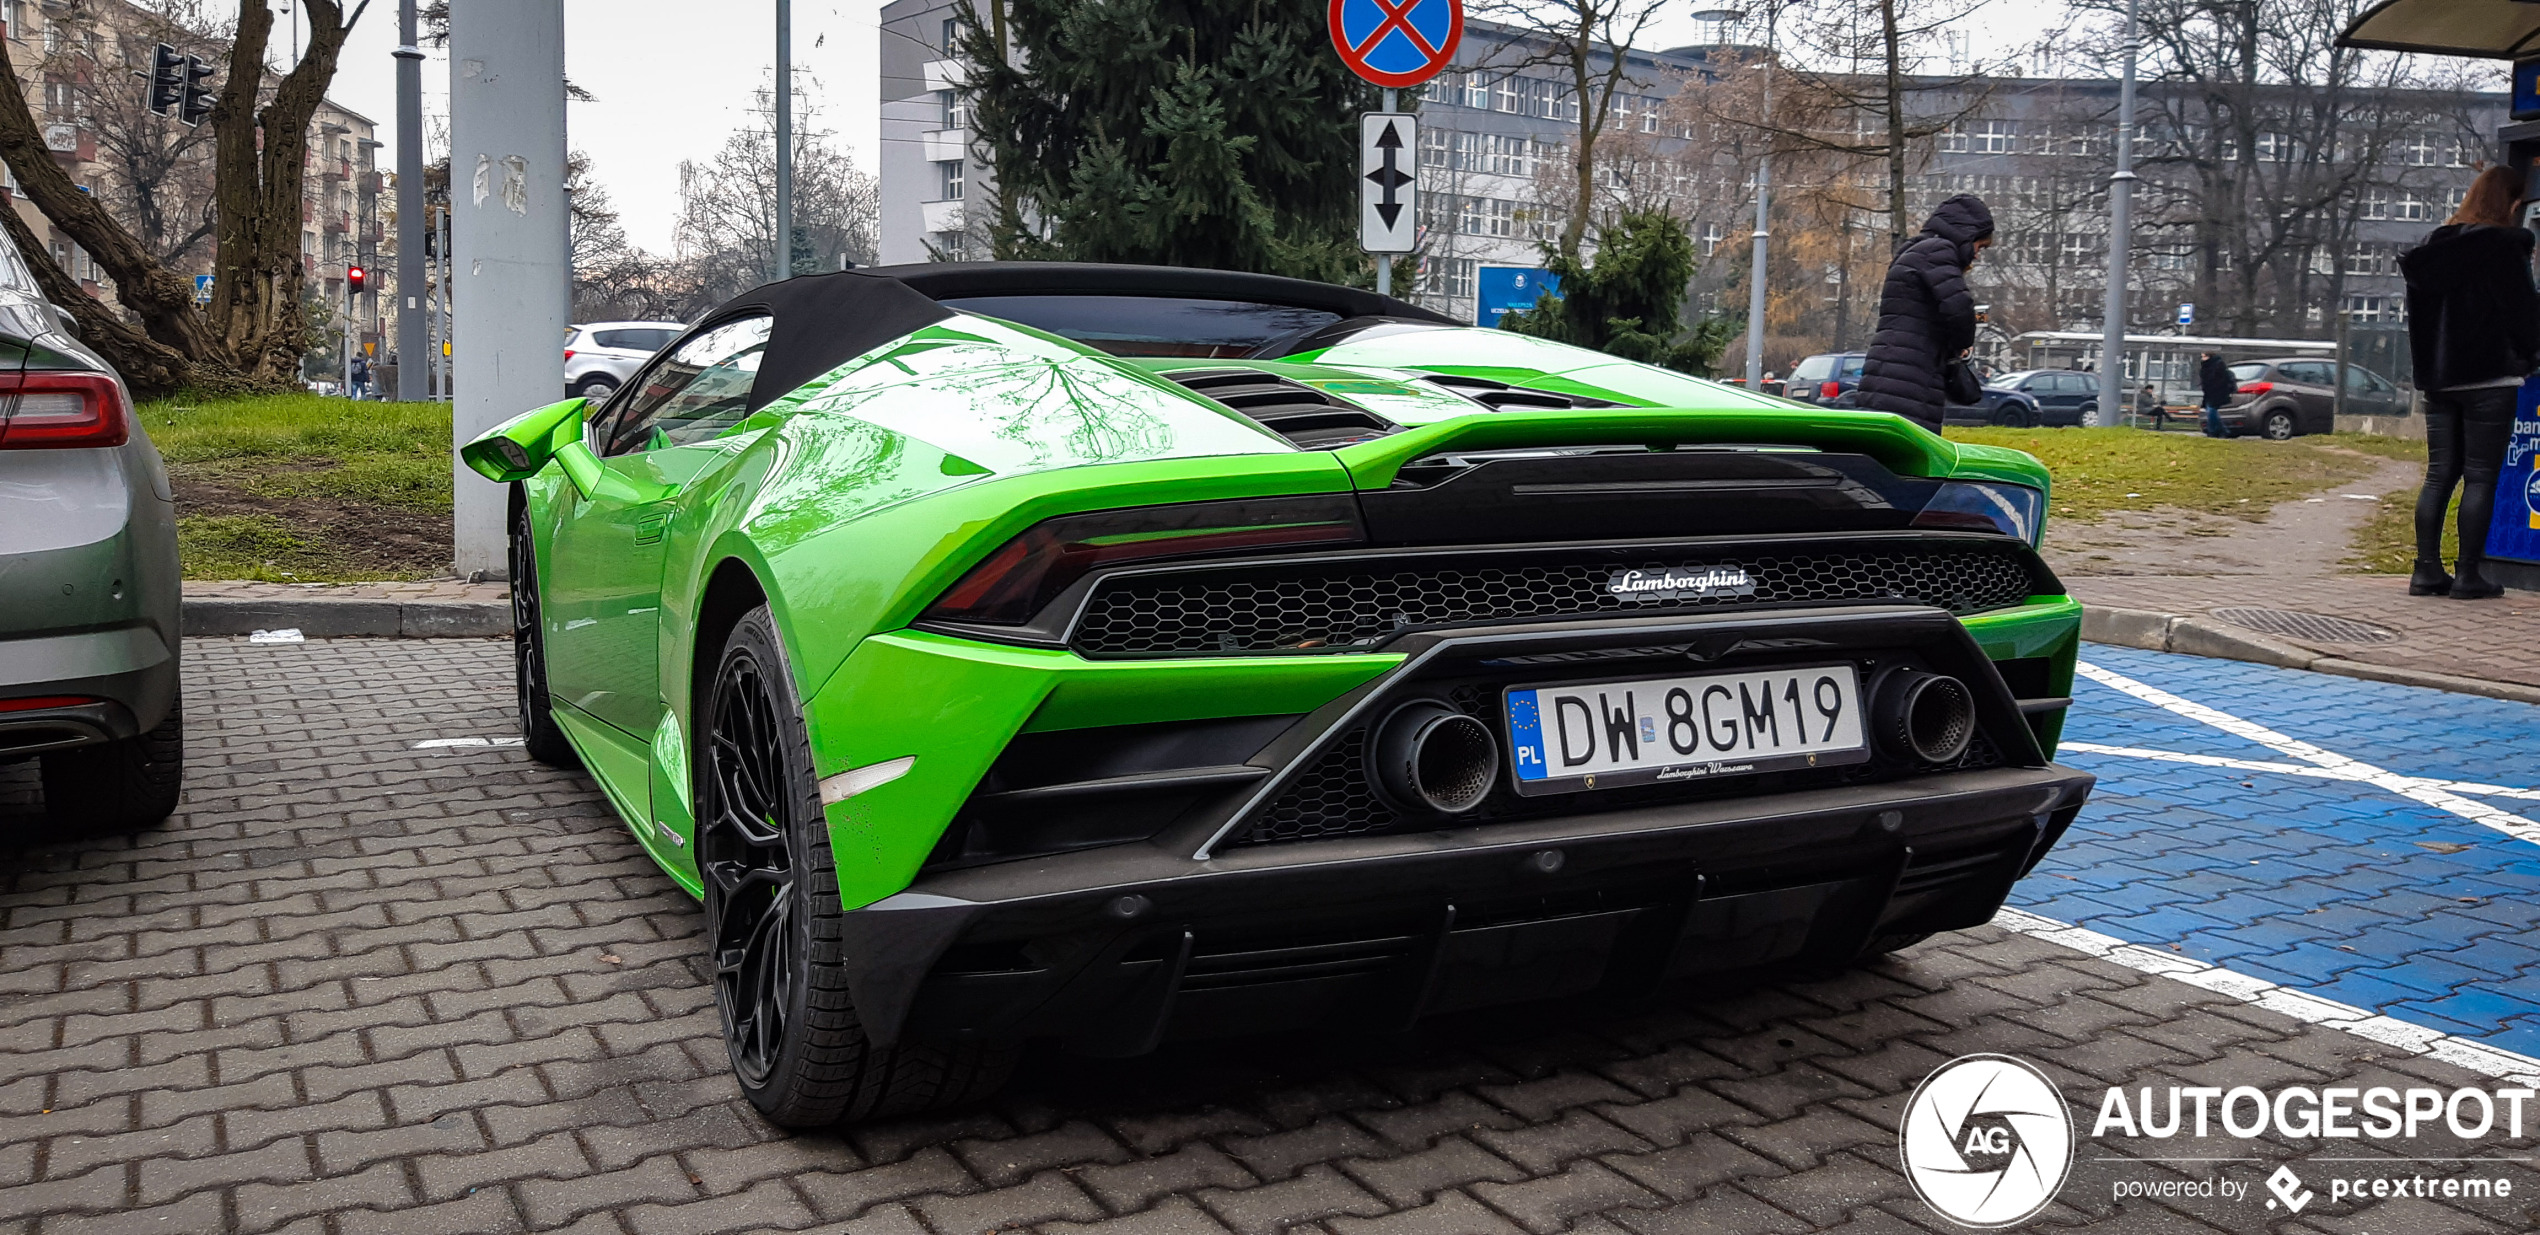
[1820,381,1841,399]
[2236,381,2272,395]
[0,371,128,449]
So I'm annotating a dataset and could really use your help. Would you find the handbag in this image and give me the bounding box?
[1942,357,1984,405]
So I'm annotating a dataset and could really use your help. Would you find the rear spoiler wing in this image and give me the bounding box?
[1332,408,2046,491]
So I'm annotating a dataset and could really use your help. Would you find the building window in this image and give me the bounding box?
[933,230,967,261]
[1422,256,1476,300]
[2360,190,2389,220]
[2399,132,2440,167]
[936,159,964,201]
[1495,75,1520,114]
[1700,222,1725,256]
[1462,74,1491,110]
[936,89,967,130]
[1975,119,2017,155]
[941,16,958,51]
[1938,125,1968,155]
[2395,192,2428,222]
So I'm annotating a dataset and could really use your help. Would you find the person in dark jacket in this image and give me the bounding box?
[1858,195,1993,430]
[2399,165,2540,599]
[2197,352,2236,438]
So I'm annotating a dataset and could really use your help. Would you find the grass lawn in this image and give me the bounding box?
[141,393,454,582]
[1944,425,2437,574]
[1940,426,2393,524]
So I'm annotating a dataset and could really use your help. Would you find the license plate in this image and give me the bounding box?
[1504,664,1869,795]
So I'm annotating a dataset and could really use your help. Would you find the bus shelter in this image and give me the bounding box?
[2340,0,2540,591]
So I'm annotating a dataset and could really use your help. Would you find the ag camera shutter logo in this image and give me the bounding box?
[1901,1054,2075,1227]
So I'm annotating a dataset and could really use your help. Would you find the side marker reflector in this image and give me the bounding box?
[820,755,916,806]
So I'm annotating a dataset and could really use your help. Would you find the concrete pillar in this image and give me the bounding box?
[447,0,567,579]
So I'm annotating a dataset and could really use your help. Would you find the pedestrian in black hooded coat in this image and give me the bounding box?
[1858,195,1994,430]
[2399,164,2540,600]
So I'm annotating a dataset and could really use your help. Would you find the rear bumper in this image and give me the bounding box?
[0,623,176,756]
[840,761,2092,1054]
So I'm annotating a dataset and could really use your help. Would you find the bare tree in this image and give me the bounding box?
[1471,0,1671,264]
[0,0,368,393]
[670,84,878,308]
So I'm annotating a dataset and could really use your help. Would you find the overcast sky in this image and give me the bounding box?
[305,0,2074,256]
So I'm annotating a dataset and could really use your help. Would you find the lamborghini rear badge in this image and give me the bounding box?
[1606,567,1756,602]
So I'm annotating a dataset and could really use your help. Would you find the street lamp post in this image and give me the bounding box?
[2094,0,2141,427]
[1694,7,1773,392]
[774,0,793,283]
[394,0,424,401]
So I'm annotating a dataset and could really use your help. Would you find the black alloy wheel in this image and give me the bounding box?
[510,497,578,767]
[2262,409,2297,441]
[697,606,1016,1128]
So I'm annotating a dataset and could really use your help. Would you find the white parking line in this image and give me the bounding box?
[2058,741,2540,804]
[2075,661,2540,847]
[1992,907,2540,1088]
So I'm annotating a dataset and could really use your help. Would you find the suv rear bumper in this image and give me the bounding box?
[0,622,176,756]
[838,761,2092,1054]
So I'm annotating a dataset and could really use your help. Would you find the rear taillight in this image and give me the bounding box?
[2237,381,2272,395]
[1820,381,1841,399]
[1910,480,2045,546]
[0,371,128,448]
[562,349,576,361]
[925,495,1365,626]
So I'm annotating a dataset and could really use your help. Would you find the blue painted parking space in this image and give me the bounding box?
[2013,644,2540,1055]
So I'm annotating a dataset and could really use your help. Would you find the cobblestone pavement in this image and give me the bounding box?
[2063,576,2540,690]
[8,639,2540,1234]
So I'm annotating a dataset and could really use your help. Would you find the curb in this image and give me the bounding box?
[182,597,508,639]
[2079,604,2540,706]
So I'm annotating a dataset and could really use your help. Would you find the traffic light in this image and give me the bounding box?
[177,55,215,127]
[345,264,366,295]
[146,43,184,116]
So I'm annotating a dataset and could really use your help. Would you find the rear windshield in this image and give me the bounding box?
[1789,355,1834,383]
[942,295,1343,358]
[594,328,680,352]
[2229,363,2269,382]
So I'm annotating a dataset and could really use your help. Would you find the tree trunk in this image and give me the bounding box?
[0,27,213,383]
[211,0,359,386]
[1561,17,1595,264]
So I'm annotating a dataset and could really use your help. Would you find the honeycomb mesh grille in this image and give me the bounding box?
[1074,545,2036,656]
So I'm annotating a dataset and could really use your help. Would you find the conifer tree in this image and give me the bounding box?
[956,0,1375,282]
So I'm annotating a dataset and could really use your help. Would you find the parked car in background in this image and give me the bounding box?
[1969,370,2105,427]
[2221,358,2408,439]
[1941,376,2047,428]
[0,226,183,830]
[563,321,686,402]
[1781,351,1864,406]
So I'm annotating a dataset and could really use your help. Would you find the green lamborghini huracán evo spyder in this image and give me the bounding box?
[462,262,2095,1128]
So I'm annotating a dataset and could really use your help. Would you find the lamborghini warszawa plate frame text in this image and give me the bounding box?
[462,262,2095,1128]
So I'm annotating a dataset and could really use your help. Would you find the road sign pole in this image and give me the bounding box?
[1377,88,1395,297]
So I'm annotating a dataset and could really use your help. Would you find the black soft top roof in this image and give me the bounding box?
[723,261,1457,412]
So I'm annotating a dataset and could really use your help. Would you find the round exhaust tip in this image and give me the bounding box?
[1875,671,1976,765]
[1371,702,1501,816]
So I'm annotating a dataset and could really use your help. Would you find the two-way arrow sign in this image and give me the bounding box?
[1360,113,1418,253]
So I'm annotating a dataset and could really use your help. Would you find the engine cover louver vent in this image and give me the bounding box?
[1167,369,1399,448]
[1418,374,1624,411]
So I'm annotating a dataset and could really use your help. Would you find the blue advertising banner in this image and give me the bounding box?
[2488,377,2540,568]
[1476,265,1558,327]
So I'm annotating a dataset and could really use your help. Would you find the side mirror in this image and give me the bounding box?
[461,397,589,484]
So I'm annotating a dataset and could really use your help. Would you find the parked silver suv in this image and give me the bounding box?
[0,236,182,829]
[562,321,684,402]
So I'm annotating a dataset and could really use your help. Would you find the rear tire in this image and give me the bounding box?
[1991,405,2031,428]
[2262,410,2296,441]
[40,695,182,831]
[699,606,1016,1128]
[571,376,618,403]
[511,499,579,769]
